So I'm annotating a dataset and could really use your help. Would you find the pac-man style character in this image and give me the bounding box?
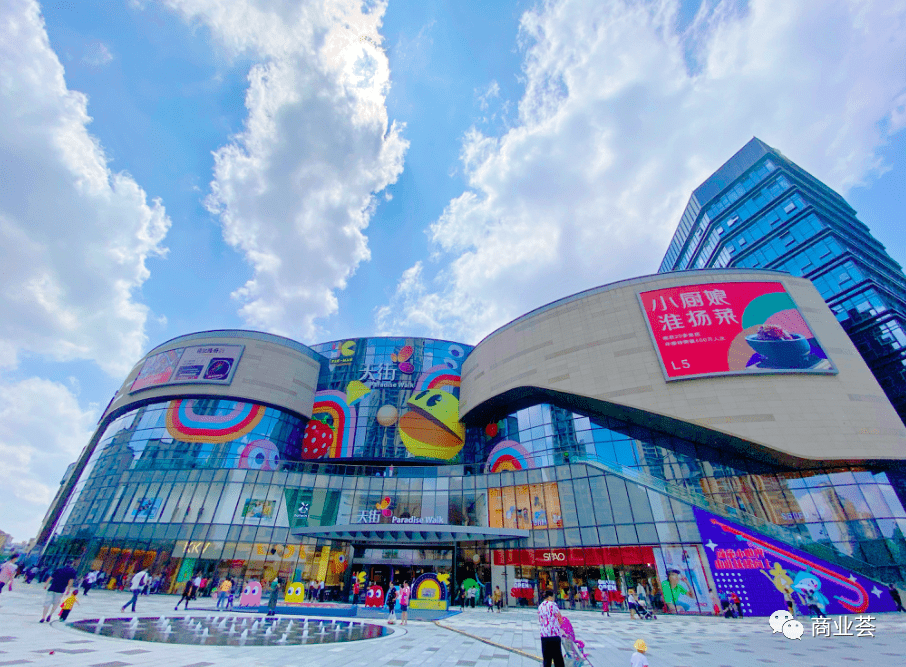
[398,389,465,459]
[239,581,262,607]
[235,439,280,470]
[365,585,384,608]
[437,573,450,587]
[355,571,367,585]
[284,582,306,603]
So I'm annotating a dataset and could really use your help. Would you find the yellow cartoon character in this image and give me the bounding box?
[760,562,793,594]
[356,571,367,585]
[437,573,451,587]
[399,389,465,459]
[284,582,306,603]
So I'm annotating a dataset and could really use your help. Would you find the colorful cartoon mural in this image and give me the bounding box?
[165,399,265,443]
[232,439,280,470]
[693,507,896,616]
[485,439,535,473]
[301,388,358,459]
[305,339,471,462]
[409,572,448,610]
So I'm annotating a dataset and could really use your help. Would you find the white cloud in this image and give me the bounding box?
[164,0,408,340]
[0,0,170,377]
[81,41,113,67]
[377,0,906,343]
[0,378,97,541]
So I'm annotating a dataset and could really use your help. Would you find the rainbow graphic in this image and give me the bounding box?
[165,399,265,443]
[485,439,535,473]
[306,390,357,458]
[409,572,448,611]
[416,364,462,394]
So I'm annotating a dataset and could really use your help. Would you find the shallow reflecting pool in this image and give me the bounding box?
[69,616,390,646]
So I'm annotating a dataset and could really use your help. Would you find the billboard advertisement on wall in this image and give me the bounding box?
[693,507,896,616]
[638,281,836,381]
[488,482,563,530]
[130,344,244,392]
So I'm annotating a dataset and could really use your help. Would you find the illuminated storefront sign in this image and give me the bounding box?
[493,546,655,566]
[354,496,444,524]
[638,281,835,380]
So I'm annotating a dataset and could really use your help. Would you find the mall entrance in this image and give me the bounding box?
[350,546,452,589]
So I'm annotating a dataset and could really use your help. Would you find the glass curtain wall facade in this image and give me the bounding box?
[46,393,906,601]
[659,138,906,426]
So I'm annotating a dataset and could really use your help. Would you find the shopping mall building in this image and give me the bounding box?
[36,269,906,616]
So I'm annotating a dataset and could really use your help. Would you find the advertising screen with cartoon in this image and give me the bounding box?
[694,507,895,616]
[639,281,836,380]
[306,338,472,461]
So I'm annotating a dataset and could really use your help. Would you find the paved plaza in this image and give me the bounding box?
[0,584,904,666]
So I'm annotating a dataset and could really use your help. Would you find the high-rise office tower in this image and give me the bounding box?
[660,138,906,425]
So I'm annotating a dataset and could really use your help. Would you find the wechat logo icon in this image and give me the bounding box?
[769,610,803,639]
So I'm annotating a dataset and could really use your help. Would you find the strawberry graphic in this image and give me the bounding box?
[301,419,334,459]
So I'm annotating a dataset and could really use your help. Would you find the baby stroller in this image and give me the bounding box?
[560,617,595,667]
[636,597,657,620]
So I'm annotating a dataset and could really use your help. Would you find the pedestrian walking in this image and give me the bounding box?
[191,573,202,600]
[40,561,77,623]
[0,554,19,594]
[386,583,397,624]
[630,638,649,667]
[889,584,905,612]
[216,577,232,609]
[352,578,360,605]
[175,577,195,610]
[58,590,80,621]
[538,590,565,667]
[318,579,325,602]
[266,577,280,616]
[467,585,476,608]
[493,585,503,612]
[121,569,150,613]
[731,590,744,618]
[82,570,98,595]
[399,581,410,625]
[627,588,639,620]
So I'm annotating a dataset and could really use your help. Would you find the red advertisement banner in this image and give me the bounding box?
[492,546,655,567]
[638,281,835,379]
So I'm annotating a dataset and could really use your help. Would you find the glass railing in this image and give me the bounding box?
[571,454,880,581]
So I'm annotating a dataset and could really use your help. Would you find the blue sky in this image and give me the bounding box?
[1,0,904,541]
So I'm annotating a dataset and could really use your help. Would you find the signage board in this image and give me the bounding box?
[130,344,244,392]
[693,507,895,616]
[638,281,835,380]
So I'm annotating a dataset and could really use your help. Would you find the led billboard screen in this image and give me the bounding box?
[130,344,244,392]
[639,281,835,380]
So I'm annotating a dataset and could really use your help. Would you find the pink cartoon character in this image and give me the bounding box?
[365,585,385,608]
[238,580,262,607]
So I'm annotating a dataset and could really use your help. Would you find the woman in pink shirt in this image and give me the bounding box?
[0,554,19,594]
[399,581,411,625]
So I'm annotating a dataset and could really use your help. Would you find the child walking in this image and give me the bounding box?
[630,639,648,667]
[59,590,80,621]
